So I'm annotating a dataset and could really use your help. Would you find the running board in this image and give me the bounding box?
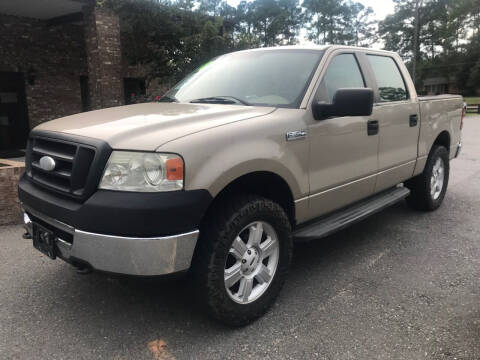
[293,186,410,242]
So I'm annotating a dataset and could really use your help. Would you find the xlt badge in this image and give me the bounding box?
[286,130,307,141]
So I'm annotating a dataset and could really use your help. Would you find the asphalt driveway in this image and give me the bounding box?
[1,117,479,360]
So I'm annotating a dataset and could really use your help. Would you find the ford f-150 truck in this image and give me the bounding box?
[19,45,463,326]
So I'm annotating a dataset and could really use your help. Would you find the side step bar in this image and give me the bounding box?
[294,186,410,242]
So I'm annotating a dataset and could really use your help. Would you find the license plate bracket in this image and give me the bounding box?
[32,223,56,259]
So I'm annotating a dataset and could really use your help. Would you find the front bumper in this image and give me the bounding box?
[18,174,212,237]
[23,205,199,276]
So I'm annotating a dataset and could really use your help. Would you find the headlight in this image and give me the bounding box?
[99,151,184,192]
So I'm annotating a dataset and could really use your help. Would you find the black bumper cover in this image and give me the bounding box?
[18,174,212,237]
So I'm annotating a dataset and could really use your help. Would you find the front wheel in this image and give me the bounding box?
[193,195,292,326]
[406,145,450,211]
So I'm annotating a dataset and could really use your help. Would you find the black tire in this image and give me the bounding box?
[192,194,292,327]
[405,145,450,211]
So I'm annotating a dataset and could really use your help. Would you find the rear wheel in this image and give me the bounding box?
[406,145,449,211]
[193,194,292,326]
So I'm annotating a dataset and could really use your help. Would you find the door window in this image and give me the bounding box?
[318,53,365,103]
[367,55,408,102]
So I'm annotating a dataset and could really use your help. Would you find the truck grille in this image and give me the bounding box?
[25,132,111,201]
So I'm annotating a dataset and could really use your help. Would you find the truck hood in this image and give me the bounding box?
[35,103,276,150]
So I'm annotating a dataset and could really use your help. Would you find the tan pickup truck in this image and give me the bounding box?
[19,45,463,326]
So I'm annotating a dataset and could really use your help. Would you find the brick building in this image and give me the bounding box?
[0,0,146,157]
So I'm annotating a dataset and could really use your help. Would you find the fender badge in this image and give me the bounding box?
[286,130,307,141]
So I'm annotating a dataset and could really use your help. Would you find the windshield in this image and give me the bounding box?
[164,50,323,108]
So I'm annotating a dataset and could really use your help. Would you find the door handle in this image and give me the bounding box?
[409,114,418,127]
[367,120,379,136]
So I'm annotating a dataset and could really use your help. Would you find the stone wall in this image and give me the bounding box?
[84,6,123,110]
[0,160,24,225]
[0,13,88,129]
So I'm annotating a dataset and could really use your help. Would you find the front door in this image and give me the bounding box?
[0,72,29,156]
[307,52,379,219]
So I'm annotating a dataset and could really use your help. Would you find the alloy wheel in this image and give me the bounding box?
[430,157,445,200]
[224,221,280,304]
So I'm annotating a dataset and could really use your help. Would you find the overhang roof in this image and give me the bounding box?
[0,0,86,20]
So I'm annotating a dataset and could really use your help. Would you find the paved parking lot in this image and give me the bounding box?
[1,117,479,360]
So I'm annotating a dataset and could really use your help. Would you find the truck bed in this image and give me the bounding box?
[418,94,463,159]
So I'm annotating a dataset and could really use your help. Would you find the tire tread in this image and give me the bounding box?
[406,145,449,211]
[192,193,292,326]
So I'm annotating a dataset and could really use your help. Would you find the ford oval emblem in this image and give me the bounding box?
[39,156,56,171]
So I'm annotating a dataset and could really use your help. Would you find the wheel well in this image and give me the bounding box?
[433,131,450,153]
[204,171,296,227]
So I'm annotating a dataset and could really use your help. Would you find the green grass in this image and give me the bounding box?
[464,97,480,105]
[465,97,480,115]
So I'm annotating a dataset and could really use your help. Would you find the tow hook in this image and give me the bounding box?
[23,232,32,239]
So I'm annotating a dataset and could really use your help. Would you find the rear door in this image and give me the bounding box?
[362,54,420,192]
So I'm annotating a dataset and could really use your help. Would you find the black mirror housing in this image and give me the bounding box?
[312,88,374,120]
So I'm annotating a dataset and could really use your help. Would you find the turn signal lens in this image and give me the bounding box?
[166,157,184,180]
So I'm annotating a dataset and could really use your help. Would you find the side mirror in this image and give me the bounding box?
[312,88,374,120]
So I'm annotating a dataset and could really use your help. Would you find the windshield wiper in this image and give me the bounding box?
[159,95,178,103]
[190,96,251,106]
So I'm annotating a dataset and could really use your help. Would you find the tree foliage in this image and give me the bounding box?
[100,0,378,83]
[303,0,376,46]
[100,0,233,84]
[101,0,480,95]
[379,0,480,92]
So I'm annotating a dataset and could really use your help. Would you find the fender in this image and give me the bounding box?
[155,113,310,201]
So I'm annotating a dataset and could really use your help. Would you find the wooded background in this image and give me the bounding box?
[100,0,480,95]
